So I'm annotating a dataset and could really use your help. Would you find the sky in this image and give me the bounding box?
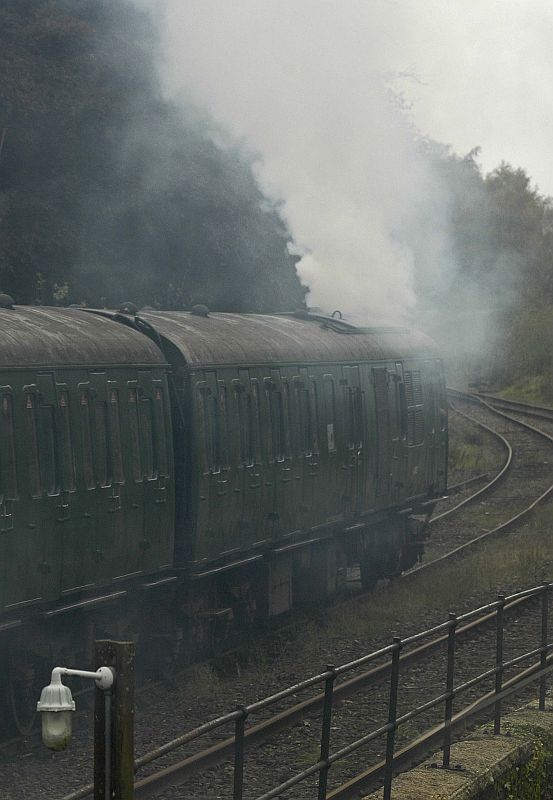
[137,0,553,324]
[395,0,553,196]
[145,0,553,194]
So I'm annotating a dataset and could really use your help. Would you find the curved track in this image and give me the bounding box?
[412,389,553,572]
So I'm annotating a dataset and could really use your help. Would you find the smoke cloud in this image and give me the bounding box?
[137,0,452,324]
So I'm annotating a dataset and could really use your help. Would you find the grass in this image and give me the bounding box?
[357,503,553,639]
[498,374,553,406]
[448,413,502,475]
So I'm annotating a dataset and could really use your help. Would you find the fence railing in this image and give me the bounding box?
[63,581,553,800]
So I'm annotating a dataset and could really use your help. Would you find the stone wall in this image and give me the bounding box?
[363,700,553,800]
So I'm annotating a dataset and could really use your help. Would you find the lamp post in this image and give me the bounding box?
[37,641,135,799]
[37,665,116,799]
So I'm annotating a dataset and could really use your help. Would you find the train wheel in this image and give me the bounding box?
[8,660,37,736]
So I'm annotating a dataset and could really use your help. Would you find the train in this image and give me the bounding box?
[0,297,447,731]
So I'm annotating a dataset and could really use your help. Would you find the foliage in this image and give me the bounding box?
[0,0,306,311]
[414,143,553,390]
[493,737,551,800]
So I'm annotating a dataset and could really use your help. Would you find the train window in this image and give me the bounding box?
[94,401,110,487]
[310,381,320,454]
[236,388,253,466]
[281,382,292,458]
[439,381,447,433]
[345,387,363,451]
[323,377,337,452]
[0,394,17,500]
[250,381,262,464]
[373,368,391,496]
[296,386,312,456]
[38,404,58,495]
[108,390,124,484]
[25,394,41,497]
[80,391,95,489]
[404,370,424,446]
[128,389,143,482]
[266,384,284,462]
[59,392,76,492]
[217,385,229,470]
[140,398,156,480]
[153,387,169,477]
[199,390,216,473]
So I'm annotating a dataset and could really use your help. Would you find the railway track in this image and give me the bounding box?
[44,390,553,800]
[416,389,553,569]
[477,392,553,421]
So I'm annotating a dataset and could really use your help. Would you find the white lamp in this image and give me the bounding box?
[37,666,114,751]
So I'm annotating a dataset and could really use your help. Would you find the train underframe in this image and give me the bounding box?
[2,507,433,736]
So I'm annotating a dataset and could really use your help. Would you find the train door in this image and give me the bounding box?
[138,371,173,573]
[81,373,124,583]
[403,367,426,497]
[114,379,146,577]
[197,370,229,561]
[38,373,98,595]
[423,360,447,493]
[1,381,51,608]
[233,368,262,551]
[321,372,341,519]
[390,363,406,503]
[291,367,325,529]
[216,371,241,555]
[32,373,66,600]
[263,368,286,540]
[372,367,392,505]
[272,367,298,536]
[341,365,364,515]
[0,384,24,608]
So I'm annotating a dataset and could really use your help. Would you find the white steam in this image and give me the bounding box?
[139,0,451,324]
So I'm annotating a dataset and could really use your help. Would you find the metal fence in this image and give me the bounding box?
[64,581,553,800]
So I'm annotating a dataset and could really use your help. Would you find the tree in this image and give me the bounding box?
[0,0,306,311]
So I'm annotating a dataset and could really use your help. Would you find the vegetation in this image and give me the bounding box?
[415,145,553,394]
[448,413,503,477]
[0,0,305,311]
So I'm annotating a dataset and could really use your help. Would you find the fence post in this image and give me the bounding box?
[383,636,402,800]
[317,664,336,800]
[494,595,505,734]
[540,581,550,711]
[233,706,248,800]
[94,640,135,800]
[442,612,457,768]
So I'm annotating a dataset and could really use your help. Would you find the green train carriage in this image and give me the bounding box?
[128,308,447,618]
[0,302,447,731]
[0,302,174,730]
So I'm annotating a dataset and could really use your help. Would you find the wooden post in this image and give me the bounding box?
[94,640,135,799]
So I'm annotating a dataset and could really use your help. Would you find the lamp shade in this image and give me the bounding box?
[37,680,75,751]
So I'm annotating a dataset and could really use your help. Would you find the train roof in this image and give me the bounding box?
[0,306,166,368]
[134,310,440,368]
